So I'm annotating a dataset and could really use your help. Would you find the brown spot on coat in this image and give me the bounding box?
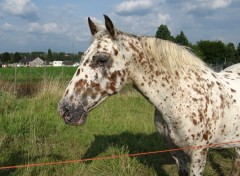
[90,82,101,92]
[175,71,179,78]
[212,73,217,78]
[83,59,90,66]
[193,119,197,126]
[110,85,116,92]
[192,86,202,94]
[75,79,87,92]
[113,47,118,56]
[75,79,87,87]
[231,88,236,93]
[65,89,69,96]
[129,42,139,53]
[198,109,204,122]
[203,130,211,140]
[191,134,195,140]
[76,69,80,76]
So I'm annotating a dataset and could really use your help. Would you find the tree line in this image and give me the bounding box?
[0,49,83,64]
[1,25,240,66]
[155,24,240,65]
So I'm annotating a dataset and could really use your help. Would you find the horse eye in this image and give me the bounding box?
[96,57,108,66]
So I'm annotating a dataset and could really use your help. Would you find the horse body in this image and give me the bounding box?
[58,15,240,175]
[131,37,240,175]
[132,37,240,148]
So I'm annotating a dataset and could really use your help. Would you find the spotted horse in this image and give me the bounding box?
[58,15,240,176]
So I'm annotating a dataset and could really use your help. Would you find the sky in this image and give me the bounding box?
[0,0,239,53]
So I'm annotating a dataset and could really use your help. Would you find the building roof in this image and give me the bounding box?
[63,61,78,65]
[19,58,36,64]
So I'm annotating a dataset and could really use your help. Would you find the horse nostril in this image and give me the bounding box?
[58,103,70,118]
[62,106,70,118]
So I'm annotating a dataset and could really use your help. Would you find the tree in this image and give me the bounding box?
[237,43,240,62]
[1,52,11,63]
[13,52,22,63]
[58,52,66,61]
[189,44,205,60]
[197,40,226,64]
[32,51,45,58]
[47,49,53,61]
[175,31,189,46]
[155,25,174,41]
[225,43,237,63]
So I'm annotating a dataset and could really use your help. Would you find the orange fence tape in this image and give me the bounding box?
[0,140,240,170]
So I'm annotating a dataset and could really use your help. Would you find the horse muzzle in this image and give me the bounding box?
[58,102,88,126]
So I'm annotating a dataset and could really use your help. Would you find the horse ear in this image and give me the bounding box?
[88,17,99,35]
[104,15,115,38]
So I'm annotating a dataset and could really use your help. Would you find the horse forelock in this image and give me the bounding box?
[139,37,209,73]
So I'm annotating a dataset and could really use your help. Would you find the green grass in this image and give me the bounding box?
[0,79,236,176]
[0,67,77,82]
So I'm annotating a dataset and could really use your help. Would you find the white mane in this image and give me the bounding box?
[140,36,208,73]
[92,26,209,73]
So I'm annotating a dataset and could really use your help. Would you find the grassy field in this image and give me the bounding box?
[0,75,236,175]
[0,67,77,97]
[0,67,77,82]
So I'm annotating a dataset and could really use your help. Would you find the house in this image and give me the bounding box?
[53,61,79,67]
[53,61,63,67]
[19,57,44,67]
[63,61,79,67]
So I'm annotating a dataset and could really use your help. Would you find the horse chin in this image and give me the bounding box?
[76,112,88,126]
[64,112,88,126]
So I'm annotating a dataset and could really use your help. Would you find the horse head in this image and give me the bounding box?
[58,15,140,125]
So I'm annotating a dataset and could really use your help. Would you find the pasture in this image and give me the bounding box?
[0,67,76,82]
[0,68,235,175]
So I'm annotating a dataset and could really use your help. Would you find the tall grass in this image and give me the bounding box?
[0,67,76,82]
[0,78,235,176]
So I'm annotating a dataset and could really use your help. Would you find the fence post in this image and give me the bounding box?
[14,65,17,95]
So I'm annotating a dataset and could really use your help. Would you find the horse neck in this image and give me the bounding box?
[127,37,211,112]
[127,47,177,108]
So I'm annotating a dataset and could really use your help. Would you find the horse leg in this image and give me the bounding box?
[172,151,189,176]
[230,147,240,176]
[154,108,188,176]
[189,148,208,176]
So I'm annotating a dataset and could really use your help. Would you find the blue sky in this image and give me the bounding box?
[0,0,239,53]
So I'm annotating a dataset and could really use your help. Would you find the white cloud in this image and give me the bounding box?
[28,22,66,34]
[3,22,13,30]
[1,0,239,53]
[157,13,170,24]
[198,0,232,9]
[184,0,232,11]
[113,0,171,35]
[0,22,20,32]
[116,0,155,15]
[2,0,38,21]
[43,23,59,33]
[28,22,40,32]
[113,12,171,36]
[117,0,153,12]
[211,0,232,9]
